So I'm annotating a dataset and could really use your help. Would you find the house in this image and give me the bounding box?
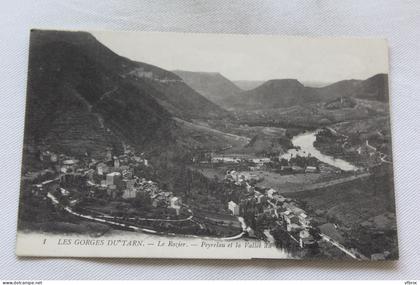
[279,165,293,174]
[246,183,255,193]
[59,173,70,183]
[132,155,141,162]
[152,195,166,208]
[247,227,256,238]
[264,207,276,216]
[228,201,240,216]
[142,181,159,196]
[284,203,306,216]
[226,170,239,181]
[60,187,70,196]
[247,173,263,182]
[284,214,300,225]
[170,196,182,208]
[305,166,319,173]
[105,147,113,161]
[122,169,133,179]
[121,179,135,190]
[118,154,129,164]
[299,229,315,248]
[299,212,311,227]
[96,162,109,176]
[273,194,286,204]
[32,184,44,196]
[287,223,301,232]
[291,165,304,173]
[254,191,266,203]
[212,156,240,164]
[267,188,278,199]
[106,172,121,186]
[252,158,271,164]
[62,160,77,172]
[39,150,52,162]
[122,188,137,199]
[163,191,173,202]
[113,157,120,168]
[50,153,58,162]
[85,169,95,181]
[107,184,119,199]
[129,68,154,79]
[170,196,182,215]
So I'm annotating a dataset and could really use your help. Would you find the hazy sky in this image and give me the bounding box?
[92,30,388,83]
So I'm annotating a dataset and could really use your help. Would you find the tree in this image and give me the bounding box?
[132,192,151,210]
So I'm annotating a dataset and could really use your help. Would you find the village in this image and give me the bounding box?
[27,145,186,223]
[225,172,317,249]
[186,126,393,259]
[23,141,326,253]
[21,131,383,260]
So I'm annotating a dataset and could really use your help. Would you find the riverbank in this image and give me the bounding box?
[282,130,359,172]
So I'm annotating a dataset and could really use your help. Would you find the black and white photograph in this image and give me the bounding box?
[16,29,398,260]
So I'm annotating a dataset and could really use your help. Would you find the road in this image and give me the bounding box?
[86,207,194,223]
[47,192,158,234]
[221,217,247,240]
[320,233,368,260]
[297,172,371,192]
[47,191,247,241]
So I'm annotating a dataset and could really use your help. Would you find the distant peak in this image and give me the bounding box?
[31,29,98,44]
[173,70,222,76]
[263,79,304,87]
[366,73,388,81]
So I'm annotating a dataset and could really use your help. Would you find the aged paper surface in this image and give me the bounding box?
[16,30,397,260]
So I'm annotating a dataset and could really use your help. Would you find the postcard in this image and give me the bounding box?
[16,29,397,260]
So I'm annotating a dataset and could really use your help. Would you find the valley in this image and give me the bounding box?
[18,30,397,260]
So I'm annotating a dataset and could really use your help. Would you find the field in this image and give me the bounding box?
[253,171,341,192]
[283,167,398,258]
[197,165,345,193]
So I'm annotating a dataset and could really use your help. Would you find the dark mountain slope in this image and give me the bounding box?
[132,75,229,118]
[124,67,230,119]
[315,74,389,102]
[24,30,229,162]
[230,79,319,109]
[29,30,228,120]
[173,70,242,106]
[228,74,388,110]
[25,30,173,159]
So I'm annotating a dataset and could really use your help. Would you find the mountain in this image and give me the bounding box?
[230,79,319,109]
[227,74,389,110]
[232,80,265,91]
[173,70,242,105]
[23,30,228,162]
[314,74,389,102]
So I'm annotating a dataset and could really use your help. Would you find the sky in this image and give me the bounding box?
[91,30,388,83]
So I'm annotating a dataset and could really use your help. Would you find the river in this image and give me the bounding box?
[281,130,358,172]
